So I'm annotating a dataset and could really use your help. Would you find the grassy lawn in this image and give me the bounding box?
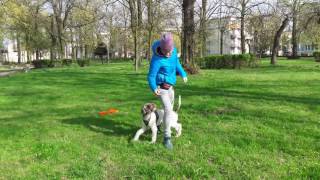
[0,58,319,179]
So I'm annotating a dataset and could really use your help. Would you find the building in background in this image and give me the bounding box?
[206,17,252,55]
[0,38,50,63]
[206,16,319,56]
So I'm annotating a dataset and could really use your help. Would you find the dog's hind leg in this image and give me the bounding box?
[133,127,148,141]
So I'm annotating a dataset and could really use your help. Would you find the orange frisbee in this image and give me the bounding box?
[99,108,119,116]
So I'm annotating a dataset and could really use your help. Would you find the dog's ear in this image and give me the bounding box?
[149,103,156,112]
[141,105,147,114]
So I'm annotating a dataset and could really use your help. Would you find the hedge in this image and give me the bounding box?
[32,59,90,68]
[313,52,320,62]
[196,54,258,69]
[76,59,90,67]
[31,59,54,68]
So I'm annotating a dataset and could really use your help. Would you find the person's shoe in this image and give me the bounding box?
[163,137,173,150]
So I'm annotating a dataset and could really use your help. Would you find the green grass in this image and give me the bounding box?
[0,58,319,179]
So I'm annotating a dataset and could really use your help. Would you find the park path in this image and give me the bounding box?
[0,65,35,77]
[0,70,20,77]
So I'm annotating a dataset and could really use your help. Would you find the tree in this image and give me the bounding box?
[269,0,293,64]
[145,0,162,61]
[182,0,196,65]
[94,42,108,63]
[196,0,220,56]
[123,0,143,71]
[280,0,320,58]
[0,1,6,46]
[224,0,266,54]
[117,4,131,58]
[271,16,289,64]
[299,2,320,52]
[48,0,75,59]
[247,6,275,57]
[282,0,306,58]
[70,0,104,59]
[3,0,49,62]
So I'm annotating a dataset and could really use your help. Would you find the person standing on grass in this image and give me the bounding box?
[147,32,188,149]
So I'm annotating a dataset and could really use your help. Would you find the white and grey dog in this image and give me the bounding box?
[133,96,182,143]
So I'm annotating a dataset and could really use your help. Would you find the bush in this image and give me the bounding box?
[287,56,301,59]
[76,59,90,67]
[313,52,320,62]
[62,59,73,66]
[196,54,256,69]
[32,59,53,68]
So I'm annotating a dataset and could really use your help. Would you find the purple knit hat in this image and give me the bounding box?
[160,32,174,53]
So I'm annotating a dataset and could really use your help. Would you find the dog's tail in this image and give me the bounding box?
[175,95,181,112]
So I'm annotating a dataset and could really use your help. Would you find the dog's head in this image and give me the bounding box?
[141,103,156,116]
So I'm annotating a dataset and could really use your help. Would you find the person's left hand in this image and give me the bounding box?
[183,77,188,83]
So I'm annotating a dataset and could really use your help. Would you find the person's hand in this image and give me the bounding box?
[154,89,160,96]
[183,77,188,83]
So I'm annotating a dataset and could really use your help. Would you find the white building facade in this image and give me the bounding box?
[206,17,251,55]
[0,39,50,63]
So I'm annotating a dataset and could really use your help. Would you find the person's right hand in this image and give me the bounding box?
[154,89,161,96]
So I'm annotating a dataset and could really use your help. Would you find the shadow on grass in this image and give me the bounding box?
[62,116,138,141]
[181,85,320,106]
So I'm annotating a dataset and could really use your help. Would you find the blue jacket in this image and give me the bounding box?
[147,40,187,92]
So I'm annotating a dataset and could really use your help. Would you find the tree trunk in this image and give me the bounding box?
[50,15,56,61]
[25,34,31,62]
[34,8,40,61]
[271,17,289,65]
[146,0,153,61]
[134,29,140,70]
[129,0,140,71]
[36,49,40,61]
[106,42,109,63]
[137,0,142,28]
[199,0,207,57]
[137,0,142,66]
[147,30,152,61]
[220,29,224,54]
[16,33,21,64]
[182,0,196,65]
[253,30,258,56]
[291,13,298,58]
[240,13,246,54]
[27,50,31,62]
[50,0,73,59]
[69,25,76,60]
[85,45,88,59]
[56,16,64,59]
[124,42,128,58]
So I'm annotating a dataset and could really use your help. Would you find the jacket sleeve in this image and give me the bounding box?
[148,59,160,92]
[176,57,187,78]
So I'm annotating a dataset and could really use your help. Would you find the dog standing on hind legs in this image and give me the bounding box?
[133,95,182,144]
